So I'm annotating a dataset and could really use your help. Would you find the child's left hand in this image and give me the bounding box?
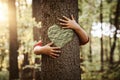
[58,15,89,45]
[58,15,80,31]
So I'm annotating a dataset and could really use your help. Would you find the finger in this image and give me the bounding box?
[60,23,68,26]
[52,47,61,50]
[71,14,74,20]
[49,55,57,59]
[58,18,68,23]
[47,42,53,46]
[51,53,59,57]
[63,16,70,20]
[52,50,61,53]
[62,27,69,29]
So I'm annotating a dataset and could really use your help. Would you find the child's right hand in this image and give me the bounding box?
[34,42,61,58]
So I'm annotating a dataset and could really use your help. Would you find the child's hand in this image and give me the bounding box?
[58,15,80,31]
[42,42,61,58]
[34,42,61,58]
[58,15,89,45]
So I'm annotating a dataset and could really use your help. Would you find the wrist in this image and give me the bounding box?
[34,46,43,55]
[74,24,81,31]
[39,46,47,54]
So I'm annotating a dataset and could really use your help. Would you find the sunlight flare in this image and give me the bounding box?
[0,2,8,22]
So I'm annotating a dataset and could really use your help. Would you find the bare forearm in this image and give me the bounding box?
[34,46,43,55]
[58,15,89,45]
[74,25,89,45]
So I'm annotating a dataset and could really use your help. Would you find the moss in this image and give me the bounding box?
[48,24,73,48]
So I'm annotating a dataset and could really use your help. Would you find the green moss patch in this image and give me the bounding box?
[48,24,73,48]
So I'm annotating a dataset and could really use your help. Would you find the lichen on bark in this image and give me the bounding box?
[48,24,73,48]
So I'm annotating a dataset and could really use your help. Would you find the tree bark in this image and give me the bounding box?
[32,1,42,80]
[22,53,29,67]
[109,0,120,64]
[8,0,19,79]
[32,0,81,80]
[100,0,104,71]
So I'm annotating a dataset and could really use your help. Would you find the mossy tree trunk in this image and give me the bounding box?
[33,0,81,80]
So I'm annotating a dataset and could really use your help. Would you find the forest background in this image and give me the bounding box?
[0,0,119,80]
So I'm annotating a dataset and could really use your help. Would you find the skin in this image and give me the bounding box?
[34,42,61,58]
[34,15,89,58]
[58,15,89,45]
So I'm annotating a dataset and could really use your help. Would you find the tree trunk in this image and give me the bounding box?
[89,27,92,62]
[8,0,19,79]
[32,0,81,80]
[33,27,41,41]
[109,0,120,64]
[118,39,120,61]
[100,0,104,71]
[22,53,29,67]
[104,38,109,61]
[32,1,42,80]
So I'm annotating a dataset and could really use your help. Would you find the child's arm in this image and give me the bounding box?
[34,42,61,58]
[58,15,89,45]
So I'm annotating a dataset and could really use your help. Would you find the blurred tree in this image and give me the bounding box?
[32,0,42,80]
[110,0,120,65]
[32,0,81,80]
[100,0,104,71]
[22,53,29,67]
[89,27,92,62]
[8,0,19,79]
[32,0,41,41]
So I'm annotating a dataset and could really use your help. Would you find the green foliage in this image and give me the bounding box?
[81,58,101,80]
[0,24,9,70]
[78,0,120,80]
[16,0,41,61]
[0,71,9,80]
[48,24,73,48]
[102,64,120,80]
[78,0,100,32]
